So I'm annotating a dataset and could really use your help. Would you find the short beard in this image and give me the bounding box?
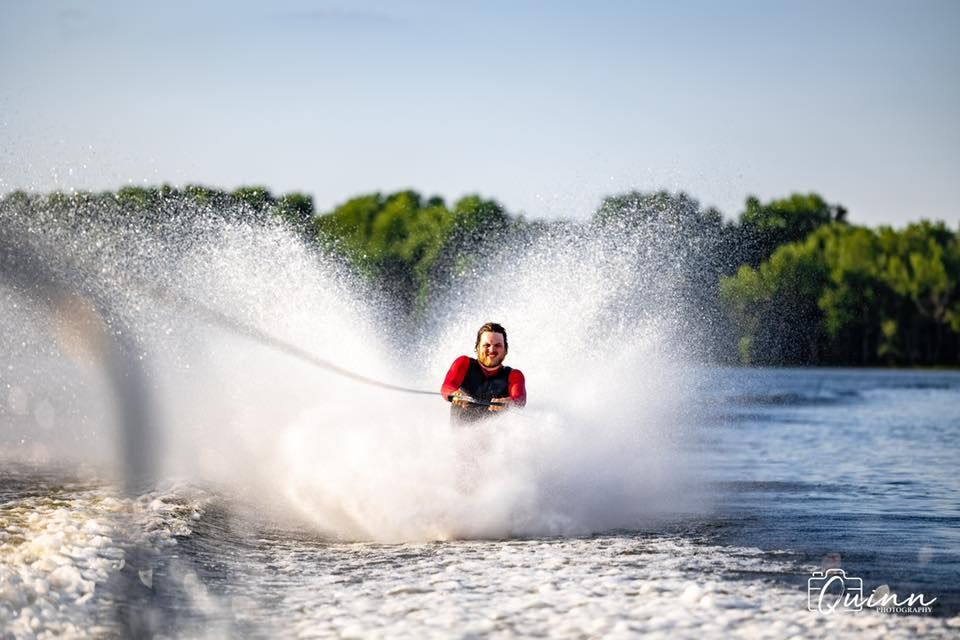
[478,355,503,369]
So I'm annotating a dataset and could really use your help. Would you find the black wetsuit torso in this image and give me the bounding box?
[451,358,512,424]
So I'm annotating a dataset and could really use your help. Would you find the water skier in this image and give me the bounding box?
[441,322,526,424]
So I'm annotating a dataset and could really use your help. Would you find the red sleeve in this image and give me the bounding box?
[508,369,526,407]
[441,356,471,400]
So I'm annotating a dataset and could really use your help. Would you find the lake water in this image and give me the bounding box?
[1,367,959,638]
[694,368,960,615]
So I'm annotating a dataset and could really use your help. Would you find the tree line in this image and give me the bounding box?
[2,184,957,366]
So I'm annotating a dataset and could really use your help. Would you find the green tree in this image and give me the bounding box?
[876,221,960,363]
[718,265,766,364]
[721,221,960,366]
[313,190,460,315]
[815,225,892,364]
[734,192,847,268]
[231,186,273,210]
[720,232,829,365]
[274,193,315,231]
[424,195,515,299]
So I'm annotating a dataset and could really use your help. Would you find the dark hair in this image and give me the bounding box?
[475,322,508,352]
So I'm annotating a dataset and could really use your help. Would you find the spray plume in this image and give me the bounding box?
[0,194,709,541]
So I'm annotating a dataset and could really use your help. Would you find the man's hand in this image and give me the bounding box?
[488,396,510,412]
[450,391,472,409]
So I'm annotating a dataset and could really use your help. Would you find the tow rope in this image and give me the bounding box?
[151,285,504,407]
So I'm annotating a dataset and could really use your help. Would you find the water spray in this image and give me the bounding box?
[0,222,155,493]
[2,193,699,544]
[145,283,506,407]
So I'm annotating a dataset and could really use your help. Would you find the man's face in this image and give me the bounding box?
[476,331,506,368]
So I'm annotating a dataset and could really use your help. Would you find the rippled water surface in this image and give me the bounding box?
[2,368,959,638]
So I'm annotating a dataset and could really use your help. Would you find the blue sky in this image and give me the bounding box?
[1,0,958,225]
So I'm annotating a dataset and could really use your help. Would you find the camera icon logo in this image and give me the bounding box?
[808,568,864,613]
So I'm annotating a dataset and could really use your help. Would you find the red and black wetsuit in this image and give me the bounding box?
[441,355,526,424]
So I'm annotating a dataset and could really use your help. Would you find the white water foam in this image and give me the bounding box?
[4,479,957,639]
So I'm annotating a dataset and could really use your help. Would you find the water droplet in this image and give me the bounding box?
[8,386,29,416]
